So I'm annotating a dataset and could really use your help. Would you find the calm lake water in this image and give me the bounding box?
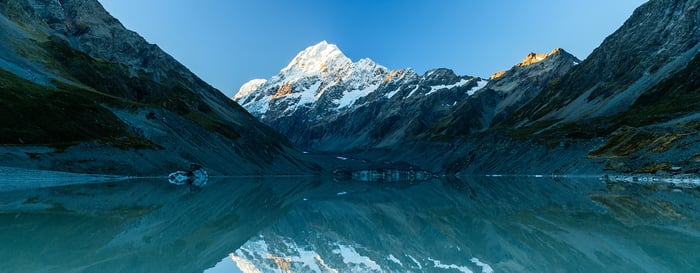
[1,175,699,273]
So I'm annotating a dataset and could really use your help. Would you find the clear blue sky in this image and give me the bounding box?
[98,0,647,97]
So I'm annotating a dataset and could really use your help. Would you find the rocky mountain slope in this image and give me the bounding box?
[427,48,581,138]
[237,0,700,175]
[234,41,578,153]
[487,0,700,174]
[0,0,314,175]
[235,41,486,152]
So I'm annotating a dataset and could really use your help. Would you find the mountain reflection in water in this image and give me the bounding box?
[1,175,699,273]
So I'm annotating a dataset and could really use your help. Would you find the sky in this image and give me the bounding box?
[98,0,647,98]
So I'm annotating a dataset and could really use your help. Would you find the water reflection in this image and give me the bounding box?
[1,176,699,272]
[230,176,700,273]
[0,176,318,273]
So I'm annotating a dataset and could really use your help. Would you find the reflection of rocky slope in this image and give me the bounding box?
[234,41,485,152]
[0,177,317,273]
[231,177,700,273]
[0,0,311,175]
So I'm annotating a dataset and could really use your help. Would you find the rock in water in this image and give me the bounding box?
[168,164,208,187]
[190,164,209,187]
[168,171,190,185]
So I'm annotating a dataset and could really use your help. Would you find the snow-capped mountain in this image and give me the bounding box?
[234,41,484,151]
[234,41,391,119]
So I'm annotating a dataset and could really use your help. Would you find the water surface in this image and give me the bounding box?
[1,175,698,272]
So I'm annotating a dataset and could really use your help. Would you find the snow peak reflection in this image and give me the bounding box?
[168,163,209,189]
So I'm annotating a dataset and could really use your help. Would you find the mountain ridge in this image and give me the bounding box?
[234,41,571,152]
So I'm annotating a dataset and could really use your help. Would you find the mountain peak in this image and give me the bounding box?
[489,48,580,80]
[234,79,268,100]
[280,41,351,75]
[516,48,575,67]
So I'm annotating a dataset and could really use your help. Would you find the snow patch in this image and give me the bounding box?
[332,244,383,272]
[239,94,271,115]
[429,258,473,273]
[384,88,401,99]
[406,255,422,269]
[388,254,403,266]
[406,85,421,98]
[470,258,494,273]
[467,79,488,96]
[425,79,471,96]
[334,84,379,109]
[294,80,323,106]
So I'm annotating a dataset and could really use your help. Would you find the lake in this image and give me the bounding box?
[1,175,699,272]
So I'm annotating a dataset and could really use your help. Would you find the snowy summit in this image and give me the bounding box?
[233,41,391,116]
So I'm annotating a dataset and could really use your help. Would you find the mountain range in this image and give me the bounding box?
[0,0,315,175]
[0,0,698,177]
[235,0,700,175]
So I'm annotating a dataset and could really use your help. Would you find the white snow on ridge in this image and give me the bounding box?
[470,257,494,273]
[384,88,401,99]
[468,79,488,96]
[285,80,323,111]
[406,85,421,98]
[406,255,422,269]
[425,78,472,96]
[332,244,383,272]
[429,258,474,273]
[281,40,351,76]
[234,79,267,100]
[334,84,379,109]
[388,254,403,266]
[240,95,271,115]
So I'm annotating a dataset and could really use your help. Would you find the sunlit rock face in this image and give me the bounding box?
[515,48,569,67]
